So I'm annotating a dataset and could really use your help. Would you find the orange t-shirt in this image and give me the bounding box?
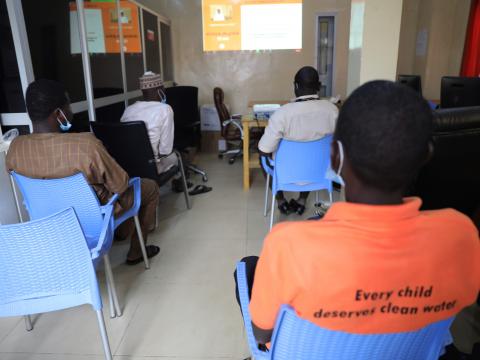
[249,198,480,334]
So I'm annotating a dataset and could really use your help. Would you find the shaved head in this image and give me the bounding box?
[294,66,320,96]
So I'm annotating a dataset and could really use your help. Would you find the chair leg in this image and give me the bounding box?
[24,315,33,331]
[154,206,159,230]
[103,255,122,317]
[329,191,333,204]
[133,215,150,269]
[315,191,320,205]
[269,192,276,230]
[263,173,270,217]
[95,310,113,360]
[105,271,115,319]
[187,164,208,182]
[176,151,192,210]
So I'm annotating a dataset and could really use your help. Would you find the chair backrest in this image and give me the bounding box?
[411,106,480,217]
[11,172,105,249]
[165,86,200,149]
[269,305,452,360]
[0,208,102,316]
[91,121,159,180]
[272,136,333,194]
[236,262,452,360]
[213,87,231,134]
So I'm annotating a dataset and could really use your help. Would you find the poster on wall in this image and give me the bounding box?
[70,1,142,54]
[416,29,428,57]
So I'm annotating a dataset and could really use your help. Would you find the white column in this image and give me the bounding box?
[347,0,404,94]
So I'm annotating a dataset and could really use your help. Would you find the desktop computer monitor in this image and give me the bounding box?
[441,76,480,108]
[397,75,422,95]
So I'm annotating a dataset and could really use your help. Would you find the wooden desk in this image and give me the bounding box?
[242,115,268,190]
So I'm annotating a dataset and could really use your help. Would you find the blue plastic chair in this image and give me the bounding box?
[0,208,113,360]
[96,176,150,269]
[261,136,334,229]
[236,262,453,360]
[11,171,132,319]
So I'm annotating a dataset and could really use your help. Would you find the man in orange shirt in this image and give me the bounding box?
[235,81,480,348]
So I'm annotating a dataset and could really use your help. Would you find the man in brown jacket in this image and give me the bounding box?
[6,79,160,265]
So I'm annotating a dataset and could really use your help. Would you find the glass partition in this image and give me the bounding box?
[22,0,86,103]
[0,0,25,113]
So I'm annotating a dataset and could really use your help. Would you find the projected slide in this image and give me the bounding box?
[202,0,302,52]
[70,1,141,54]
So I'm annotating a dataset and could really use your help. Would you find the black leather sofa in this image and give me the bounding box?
[410,106,480,225]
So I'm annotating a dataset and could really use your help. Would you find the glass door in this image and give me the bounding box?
[316,16,335,97]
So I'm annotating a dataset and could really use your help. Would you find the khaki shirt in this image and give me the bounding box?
[258,95,338,154]
[6,132,131,214]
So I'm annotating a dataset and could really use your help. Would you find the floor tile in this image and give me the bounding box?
[0,317,21,345]
[0,281,139,355]
[0,355,104,360]
[141,235,244,285]
[114,282,244,358]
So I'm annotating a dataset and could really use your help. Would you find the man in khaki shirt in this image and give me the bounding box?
[258,66,338,215]
[6,79,160,265]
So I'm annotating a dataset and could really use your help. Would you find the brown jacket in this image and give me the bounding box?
[6,132,132,213]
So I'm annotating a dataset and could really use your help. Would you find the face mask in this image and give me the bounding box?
[56,108,72,132]
[158,89,167,104]
[325,140,345,187]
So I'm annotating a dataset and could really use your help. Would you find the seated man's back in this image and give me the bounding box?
[7,132,128,209]
[6,79,160,265]
[251,199,479,333]
[258,66,339,215]
[258,66,338,154]
[241,80,480,345]
[121,71,176,174]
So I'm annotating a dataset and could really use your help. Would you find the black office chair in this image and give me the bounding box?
[165,86,208,182]
[90,121,191,209]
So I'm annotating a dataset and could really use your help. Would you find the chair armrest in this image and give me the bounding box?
[182,121,201,129]
[104,193,120,208]
[222,118,244,139]
[154,151,175,162]
[112,177,141,229]
[260,155,274,176]
[232,114,242,119]
[91,204,114,260]
[236,262,269,360]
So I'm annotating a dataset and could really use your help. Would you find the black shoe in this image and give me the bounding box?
[277,200,291,215]
[125,245,160,266]
[289,199,305,215]
[171,178,193,193]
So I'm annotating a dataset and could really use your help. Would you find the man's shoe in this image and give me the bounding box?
[277,200,291,215]
[171,178,193,193]
[289,199,305,215]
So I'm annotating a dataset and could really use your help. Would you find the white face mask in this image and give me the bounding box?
[325,140,345,187]
[158,89,167,104]
[56,108,72,132]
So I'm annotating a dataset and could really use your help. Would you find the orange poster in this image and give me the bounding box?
[70,1,141,54]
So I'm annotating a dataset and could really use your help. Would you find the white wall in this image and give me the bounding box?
[397,0,471,99]
[136,0,352,113]
[360,0,403,83]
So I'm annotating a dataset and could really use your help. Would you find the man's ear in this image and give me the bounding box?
[48,108,61,123]
[330,141,340,172]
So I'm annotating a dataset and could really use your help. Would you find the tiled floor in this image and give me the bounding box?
[1,154,478,359]
[0,154,329,360]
